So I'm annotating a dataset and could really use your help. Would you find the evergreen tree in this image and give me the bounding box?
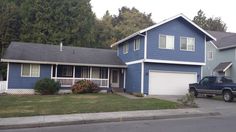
[193,10,227,32]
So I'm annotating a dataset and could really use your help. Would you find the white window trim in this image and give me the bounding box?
[123,43,129,54]
[21,64,40,77]
[180,37,195,52]
[134,38,140,51]
[207,51,214,60]
[158,34,175,50]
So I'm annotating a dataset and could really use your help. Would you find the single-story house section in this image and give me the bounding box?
[1,13,215,95]
[1,42,126,94]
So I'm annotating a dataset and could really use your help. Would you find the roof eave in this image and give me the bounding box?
[110,13,216,47]
[1,59,127,68]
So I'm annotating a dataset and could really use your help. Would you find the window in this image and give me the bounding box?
[21,64,40,77]
[159,35,175,49]
[92,67,100,78]
[134,38,140,51]
[60,66,73,77]
[180,37,195,51]
[75,66,89,78]
[208,51,213,60]
[123,43,129,54]
[100,68,108,79]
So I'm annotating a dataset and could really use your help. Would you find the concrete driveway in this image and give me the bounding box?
[150,95,236,116]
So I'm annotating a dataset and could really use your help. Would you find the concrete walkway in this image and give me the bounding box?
[0,108,219,130]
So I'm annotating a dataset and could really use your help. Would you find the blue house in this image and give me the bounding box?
[1,14,215,95]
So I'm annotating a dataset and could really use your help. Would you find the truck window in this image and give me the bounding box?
[200,78,209,85]
[221,77,233,83]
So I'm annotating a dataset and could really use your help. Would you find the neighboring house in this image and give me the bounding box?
[1,14,215,95]
[203,31,236,82]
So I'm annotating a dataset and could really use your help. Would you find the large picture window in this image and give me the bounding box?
[159,35,175,50]
[21,64,40,77]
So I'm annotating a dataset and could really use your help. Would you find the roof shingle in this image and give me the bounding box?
[2,42,126,67]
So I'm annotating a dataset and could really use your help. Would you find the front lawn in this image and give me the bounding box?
[0,93,179,118]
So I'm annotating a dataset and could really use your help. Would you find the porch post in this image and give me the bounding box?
[50,65,53,79]
[72,66,75,85]
[90,67,92,80]
[6,63,9,92]
[123,69,126,89]
[55,64,58,81]
[107,68,110,87]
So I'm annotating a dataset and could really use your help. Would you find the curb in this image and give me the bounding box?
[0,112,220,130]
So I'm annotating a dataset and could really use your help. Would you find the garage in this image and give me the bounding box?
[149,71,197,95]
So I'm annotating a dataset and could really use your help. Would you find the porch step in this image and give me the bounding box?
[112,87,124,93]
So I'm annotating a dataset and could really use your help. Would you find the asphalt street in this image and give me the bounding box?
[0,114,236,132]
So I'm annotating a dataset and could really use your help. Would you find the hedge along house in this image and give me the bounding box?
[1,42,126,94]
[111,13,215,95]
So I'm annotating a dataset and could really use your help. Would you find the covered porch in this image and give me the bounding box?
[213,62,232,77]
[51,65,126,89]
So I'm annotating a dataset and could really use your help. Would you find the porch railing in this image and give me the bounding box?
[0,81,7,93]
[51,77,109,88]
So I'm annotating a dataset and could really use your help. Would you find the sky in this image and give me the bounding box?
[91,0,236,32]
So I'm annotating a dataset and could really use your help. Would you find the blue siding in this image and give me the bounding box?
[125,63,141,93]
[118,36,144,62]
[147,17,205,62]
[143,63,201,94]
[8,63,51,89]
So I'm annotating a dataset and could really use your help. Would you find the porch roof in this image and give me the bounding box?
[1,42,126,68]
[213,62,232,72]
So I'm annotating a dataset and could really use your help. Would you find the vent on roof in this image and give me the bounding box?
[60,42,63,51]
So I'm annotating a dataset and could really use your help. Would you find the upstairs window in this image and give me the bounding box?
[134,38,140,51]
[123,43,129,54]
[21,64,40,77]
[208,51,214,60]
[159,35,175,50]
[180,37,195,51]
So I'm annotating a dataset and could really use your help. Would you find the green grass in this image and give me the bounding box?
[0,93,179,118]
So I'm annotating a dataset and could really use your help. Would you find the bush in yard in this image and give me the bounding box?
[34,78,60,95]
[71,80,100,94]
[177,93,198,107]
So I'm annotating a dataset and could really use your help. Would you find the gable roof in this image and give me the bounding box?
[1,42,126,68]
[111,13,216,47]
[207,30,236,50]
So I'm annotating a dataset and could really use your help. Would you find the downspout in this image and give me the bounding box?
[141,32,147,94]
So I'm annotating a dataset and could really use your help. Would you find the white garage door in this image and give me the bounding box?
[149,71,197,95]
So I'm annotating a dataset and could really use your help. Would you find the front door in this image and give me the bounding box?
[111,69,119,87]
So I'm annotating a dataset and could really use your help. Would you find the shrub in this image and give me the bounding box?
[177,93,198,107]
[34,78,60,95]
[71,80,100,94]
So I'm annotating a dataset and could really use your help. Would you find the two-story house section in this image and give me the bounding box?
[203,31,236,82]
[111,14,215,95]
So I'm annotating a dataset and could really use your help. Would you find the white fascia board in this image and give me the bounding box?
[125,59,144,65]
[223,63,233,72]
[1,59,127,68]
[218,45,236,50]
[111,13,216,48]
[110,32,142,47]
[209,41,219,49]
[144,59,206,66]
[140,13,216,41]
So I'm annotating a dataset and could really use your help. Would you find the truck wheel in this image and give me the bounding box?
[223,91,234,102]
[189,88,198,97]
